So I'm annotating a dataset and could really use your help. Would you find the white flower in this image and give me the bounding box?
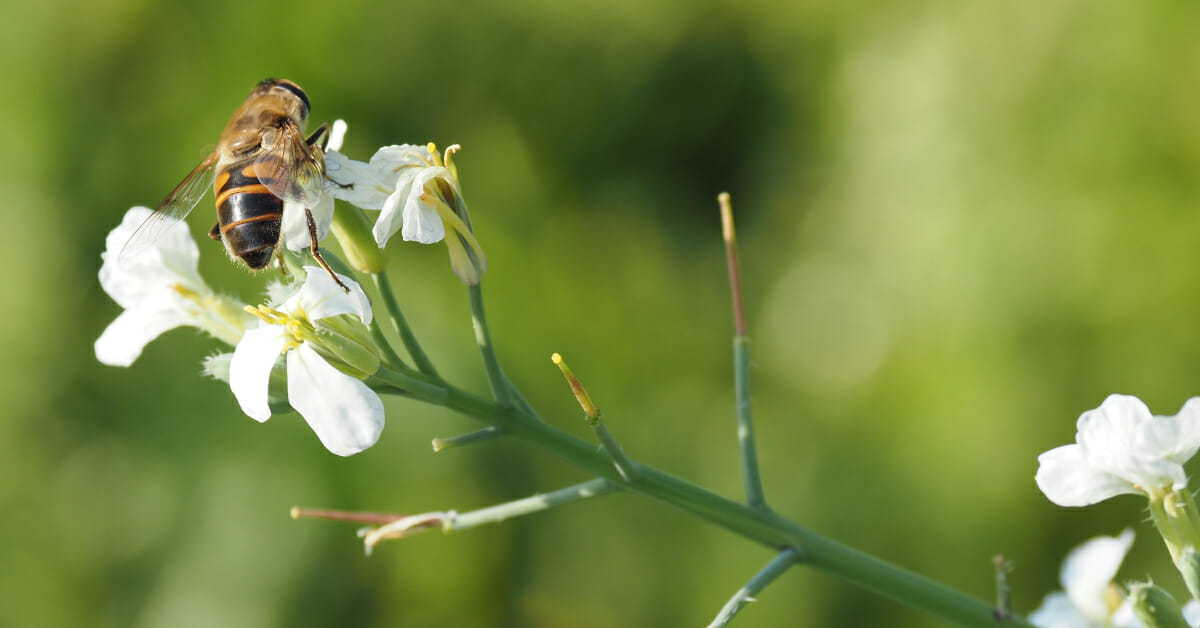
[1029,530,1137,628]
[326,141,487,284]
[96,206,250,366]
[280,119,349,252]
[229,266,383,456]
[1036,395,1200,507]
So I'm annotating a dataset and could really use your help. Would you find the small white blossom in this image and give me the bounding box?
[326,141,486,284]
[229,266,383,456]
[1036,395,1200,507]
[96,206,250,366]
[1029,530,1137,628]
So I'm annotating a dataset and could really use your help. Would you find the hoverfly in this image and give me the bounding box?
[123,78,348,291]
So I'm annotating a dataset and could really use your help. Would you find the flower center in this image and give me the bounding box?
[244,304,314,353]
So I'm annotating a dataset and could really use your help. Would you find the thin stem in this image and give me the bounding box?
[720,193,766,509]
[369,366,448,405]
[360,478,616,552]
[373,271,439,377]
[551,352,639,481]
[449,478,615,531]
[388,381,1036,628]
[719,192,747,336]
[591,420,641,483]
[291,507,405,525]
[993,555,1012,622]
[433,426,504,452]
[708,548,802,627]
[368,317,409,372]
[469,283,511,404]
[734,336,765,509]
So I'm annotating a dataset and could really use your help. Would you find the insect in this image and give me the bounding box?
[123,78,348,291]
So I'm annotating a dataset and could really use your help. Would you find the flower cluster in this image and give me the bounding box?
[96,121,484,456]
[1035,395,1200,626]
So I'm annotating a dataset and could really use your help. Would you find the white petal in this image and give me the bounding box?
[372,190,406,246]
[1109,601,1144,628]
[282,195,333,252]
[1165,397,1200,463]
[286,267,372,324]
[1035,444,1137,506]
[1061,529,1134,621]
[1182,599,1200,627]
[100,206,204,308]
[286,344,384,456]
[229,325,288,422]
[326,152,396,209]
[400,170,448,244]
[1028,592,1090,628]
[327,120,347,153]
[94,308,192,367]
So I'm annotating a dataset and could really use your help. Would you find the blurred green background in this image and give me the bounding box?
[3,0,1200,625]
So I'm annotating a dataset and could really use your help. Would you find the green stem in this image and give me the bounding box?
[708,548,801,627]
[590,419,640,482]
[468,283,511,404]
[372,271,439,377]
[433,426,504,452]
[734,335,765,509]
[448,478,616,531]
[367,370,1033,628]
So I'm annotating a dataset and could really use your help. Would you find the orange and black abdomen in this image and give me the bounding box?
[214,162,282,269]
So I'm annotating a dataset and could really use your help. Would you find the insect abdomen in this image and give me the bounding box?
[215,162,282,269]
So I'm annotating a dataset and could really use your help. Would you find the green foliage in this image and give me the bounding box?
[3,0,1200,625]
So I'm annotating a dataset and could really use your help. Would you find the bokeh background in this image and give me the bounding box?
[3,1,1200,626]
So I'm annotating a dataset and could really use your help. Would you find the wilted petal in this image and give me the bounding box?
[1036,444,1139,507]
[1061,529,1134,620]
[229,325,288,422]
[286,344,383,456]
[94,308,193,367]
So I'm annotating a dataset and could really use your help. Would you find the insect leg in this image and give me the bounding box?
[305,207,350,293]
[305,123,329,149]
[208,223,222,241]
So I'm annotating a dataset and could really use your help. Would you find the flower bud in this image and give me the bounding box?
[331,203,387,274]
[1127,582,1189,628]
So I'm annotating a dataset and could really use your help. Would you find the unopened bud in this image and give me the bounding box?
[1128,582,1189,628]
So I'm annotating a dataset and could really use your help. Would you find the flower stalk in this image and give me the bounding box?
[708,548,802,628]
[720,193,765,510]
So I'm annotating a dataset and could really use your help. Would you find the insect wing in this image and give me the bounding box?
[119,152,218,261]
[254,123,325,208]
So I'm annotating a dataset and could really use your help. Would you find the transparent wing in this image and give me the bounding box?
[119,152,218,261]
[254,122,325,208]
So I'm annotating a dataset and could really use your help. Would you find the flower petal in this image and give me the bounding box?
[1061,529,1134,621]
[1035,444,1137,507]
[1028,592,1090,628]
[94,308,193,367]
[327,119,347,153]
[286,266,372,324]
[1183,599,1200,627]
[286,344,384,456]
[282,194,334,252]
[326,152,395,209]
[100,206,204,308]
[400,170,449,245]
[229,325,288,422]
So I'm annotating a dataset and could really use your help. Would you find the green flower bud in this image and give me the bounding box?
[1127,582,1189,628]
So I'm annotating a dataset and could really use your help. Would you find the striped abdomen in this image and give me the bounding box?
[214,161,282,269]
